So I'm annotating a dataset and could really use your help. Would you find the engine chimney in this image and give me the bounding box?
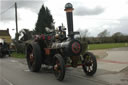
[64,3,74,38]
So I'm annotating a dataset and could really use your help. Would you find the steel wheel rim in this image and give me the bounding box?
[84,55,94,72]
[28,46,35,66]
[53,59,61,77]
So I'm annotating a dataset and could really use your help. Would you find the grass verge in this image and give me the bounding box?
[11,52,25,58]
[88,43,128,50]
[11,43,128,58]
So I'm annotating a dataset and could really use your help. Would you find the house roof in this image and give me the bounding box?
[0,29,10,36]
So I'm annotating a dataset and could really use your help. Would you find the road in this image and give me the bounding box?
[0,57,108,85]
[1,47,128,85]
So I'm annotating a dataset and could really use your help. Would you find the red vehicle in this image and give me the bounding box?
[25,3,97,81]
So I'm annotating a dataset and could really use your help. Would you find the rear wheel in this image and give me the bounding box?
[82,52,97,76]
[26,42,42,72]
[53,54,65,81]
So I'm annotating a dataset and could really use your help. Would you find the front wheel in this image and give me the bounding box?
[82,52,97,76]
[53,54,65,81]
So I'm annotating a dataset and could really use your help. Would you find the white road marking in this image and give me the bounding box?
[24,69,30,72]
[10,60,18,63]
[3,78,14,85]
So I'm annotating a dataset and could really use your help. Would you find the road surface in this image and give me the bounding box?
[1,47,128,85]
[0,57,108,85]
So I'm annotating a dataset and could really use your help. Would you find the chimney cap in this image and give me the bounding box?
[65,3,73,9]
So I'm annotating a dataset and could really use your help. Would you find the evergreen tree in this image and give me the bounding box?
[35,5,54,34]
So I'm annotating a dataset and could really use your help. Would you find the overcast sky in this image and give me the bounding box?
[0,0,128,38]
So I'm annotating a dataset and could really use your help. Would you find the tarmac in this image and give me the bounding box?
[96,47,128,72]
[66,47,128,85]
[7,47,128,85]
[90,47,128,85]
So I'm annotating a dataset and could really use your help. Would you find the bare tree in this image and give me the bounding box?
[78,29,89,41]
[112,32,124,43]
[97,29,109,37]
[19,29,32,41]
[97,29,110,43]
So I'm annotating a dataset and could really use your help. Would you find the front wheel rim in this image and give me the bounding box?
[84,55,94,72]
[53,60,61,77]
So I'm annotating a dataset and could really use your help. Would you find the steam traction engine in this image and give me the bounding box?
[26,3,97,81]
